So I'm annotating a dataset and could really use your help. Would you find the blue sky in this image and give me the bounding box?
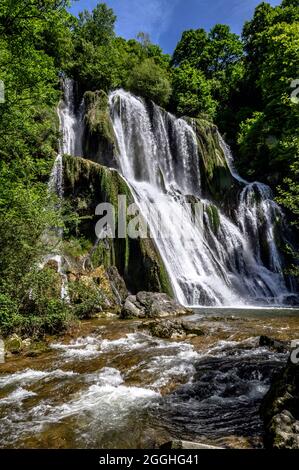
[69,0,282,54]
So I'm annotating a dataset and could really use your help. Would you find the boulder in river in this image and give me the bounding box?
[5,334,23,354]
[145,319,186,339]
[142,318,205,339]
[120,292,191,319]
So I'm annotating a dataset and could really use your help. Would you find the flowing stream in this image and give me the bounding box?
[1,311,299,448]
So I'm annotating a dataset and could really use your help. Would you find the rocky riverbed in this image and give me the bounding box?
[1,308,299,449]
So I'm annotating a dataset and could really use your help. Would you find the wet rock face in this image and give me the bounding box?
[261,356,299,448]
[267,411,299,448]
[120,292,191,319]
[106,266,128,304]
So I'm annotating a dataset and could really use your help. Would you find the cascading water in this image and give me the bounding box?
[48,78,84,196]
[45,78,84,299]
[109,89,296,307]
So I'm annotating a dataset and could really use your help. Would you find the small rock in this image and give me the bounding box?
[22,338,32,349]
[142,319,205,339]
[181,321,205,336]
[121,296,144,318]
[25,341,50,357]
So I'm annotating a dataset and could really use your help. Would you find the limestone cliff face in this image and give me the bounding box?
[64,88,298,305]
[62,155,173,297]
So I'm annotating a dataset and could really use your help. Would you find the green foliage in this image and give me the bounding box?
[277,159,299,226]
[0,294,20,336]
[77,3,116,45]
[171,23,243,118]
[0,0,74,337]
[0,268,73,337]
[172,29,208,68]
[206,204,220,234]
[69,278,105,319]
[126,58,172,106]
[237,2,299,189]
[63,237,93,259]
[172,64,216,117]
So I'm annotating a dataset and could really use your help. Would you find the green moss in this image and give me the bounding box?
[206,204,220,234]
[191,117,235,201]
[82,90,120,168]
[63,237,93,259]
[63,155,173,297]
[84,90,115,145]
[139,238,174,297]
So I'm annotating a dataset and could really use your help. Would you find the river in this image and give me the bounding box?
[1,308,299,448]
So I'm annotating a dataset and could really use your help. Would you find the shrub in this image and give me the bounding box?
[126,58,172,107]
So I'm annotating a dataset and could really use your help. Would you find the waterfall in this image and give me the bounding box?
[48,79,84,197]
[217,132,248,185]
[45,78,84,300]
[109,89,296,307]
[58,78,84,158]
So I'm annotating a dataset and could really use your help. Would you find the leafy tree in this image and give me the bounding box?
[171,24,243,122]
[172,63,216,117]
[77,3,116,45]
[172,29,208,69]
[126,58,172,107]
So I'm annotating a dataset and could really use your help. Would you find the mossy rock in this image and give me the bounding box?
[205,204,220,234]
[190,118,236,203]
[63,155,173,297]
[260,356,299,448]
[25,341,51,357]
[5,334,23,354]
[83,90,119,168]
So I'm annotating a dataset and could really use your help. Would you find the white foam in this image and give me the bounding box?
[0,387,36,405]
[0,368,77,388]
[51,336,101,359]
